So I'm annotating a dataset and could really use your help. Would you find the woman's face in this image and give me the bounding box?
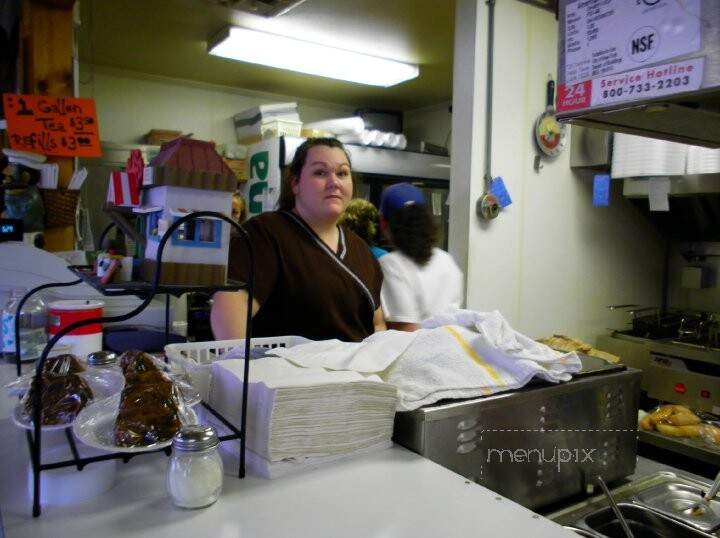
[292,145,352,223]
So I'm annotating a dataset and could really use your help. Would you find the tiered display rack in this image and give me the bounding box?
[14,211,254,517]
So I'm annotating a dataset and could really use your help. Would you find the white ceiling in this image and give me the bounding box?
[77,0,456,111]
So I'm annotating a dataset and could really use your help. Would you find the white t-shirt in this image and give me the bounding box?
[380,247,464,324]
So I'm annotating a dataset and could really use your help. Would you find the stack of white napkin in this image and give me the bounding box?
[208,357,397,478]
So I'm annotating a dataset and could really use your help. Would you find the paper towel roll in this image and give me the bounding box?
[377,132,393,147]
[386,133,407,150]
[338,130,375,146]
[366,130,391,146]
[303,117,365,136]
[339,130,406,149]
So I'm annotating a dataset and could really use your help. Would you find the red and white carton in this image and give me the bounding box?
[47,300,104,359]
[107,170,141,207]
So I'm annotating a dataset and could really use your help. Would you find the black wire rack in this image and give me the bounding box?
[14,211,255,517]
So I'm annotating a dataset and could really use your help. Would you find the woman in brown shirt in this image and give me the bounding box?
[211,138,386,342]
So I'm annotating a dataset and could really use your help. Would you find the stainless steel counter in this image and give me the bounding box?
[548,467,720,537]
[394,357,642,509]
[0,362,576,538]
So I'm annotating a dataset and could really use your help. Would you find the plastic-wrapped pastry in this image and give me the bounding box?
[43,354,85,375]
[23,371,93,425]
[124,368,167,386]
[119,350,157,376]
[114,381,182,447]
[119,349,172,385]
[113,349,187,446]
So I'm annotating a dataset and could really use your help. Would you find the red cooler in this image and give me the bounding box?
[47,300,104,358]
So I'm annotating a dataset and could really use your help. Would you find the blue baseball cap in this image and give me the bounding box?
[380,182,426,219]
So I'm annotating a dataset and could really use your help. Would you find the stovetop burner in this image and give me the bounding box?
[615,309,720,349]
[672,311,720,349]
[668,340,720,353]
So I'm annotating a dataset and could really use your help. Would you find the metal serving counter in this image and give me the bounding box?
[394,356,642,509]
[0,362,575,538]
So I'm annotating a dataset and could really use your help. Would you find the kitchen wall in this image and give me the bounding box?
[453,0,667,343]
[78,65,356,146]
[78,4,667,344]
[667,243,720,313]
[82,65,454,152]
[403,101,452,151]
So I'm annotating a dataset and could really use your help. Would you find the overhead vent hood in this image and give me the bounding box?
[556,0,720,148]
[614,132,720,241]
[516,0,557,14]
[624,195,720,242]
[623,173,720,241]
[205,0,306,17]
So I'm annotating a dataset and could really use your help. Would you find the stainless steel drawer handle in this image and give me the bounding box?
[457,430,477,443]
[457,418,478,430]
[457,442,477,454]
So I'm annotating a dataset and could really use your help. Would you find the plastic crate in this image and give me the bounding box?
[165,336,310,400]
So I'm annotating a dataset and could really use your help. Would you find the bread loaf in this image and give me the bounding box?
[656,423,701,438]
[668,412,702,426]
[641,404,703,438]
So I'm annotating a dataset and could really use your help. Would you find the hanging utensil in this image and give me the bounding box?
[534,79,568,158]
[596,475,635,538]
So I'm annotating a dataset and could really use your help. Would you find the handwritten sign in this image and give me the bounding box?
[2,93,102,157]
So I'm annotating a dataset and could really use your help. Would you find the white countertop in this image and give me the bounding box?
[0,364,574,538]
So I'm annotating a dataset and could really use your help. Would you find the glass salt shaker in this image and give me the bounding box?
[167,425,223,509]
[86,350,118,369]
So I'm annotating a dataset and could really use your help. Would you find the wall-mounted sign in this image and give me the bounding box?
[2,93,102,157]
[558,0,703,113]
[563,0,701,85]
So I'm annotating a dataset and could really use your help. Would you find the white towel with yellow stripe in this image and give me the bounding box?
[384,324,580,410]
[267,310,581,411]
[424,309,583,370]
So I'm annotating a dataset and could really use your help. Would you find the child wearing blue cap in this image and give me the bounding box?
[379,182,464,331]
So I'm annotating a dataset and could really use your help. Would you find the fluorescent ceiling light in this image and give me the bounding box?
[209,26,419,87]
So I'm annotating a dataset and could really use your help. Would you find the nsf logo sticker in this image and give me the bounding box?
[629,26,659,63]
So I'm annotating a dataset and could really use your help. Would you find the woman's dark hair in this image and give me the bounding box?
[278,137,353,211]
[388,204,438,266]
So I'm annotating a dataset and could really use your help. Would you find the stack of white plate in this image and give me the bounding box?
[612,132,688,178]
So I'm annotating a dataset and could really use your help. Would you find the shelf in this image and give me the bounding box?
[68,265,246,298]
[639,429,720,467]
[22,211,254,516]
[103,204,146,247]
